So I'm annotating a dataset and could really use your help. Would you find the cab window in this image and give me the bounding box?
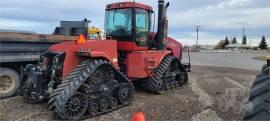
[135,9,150,46]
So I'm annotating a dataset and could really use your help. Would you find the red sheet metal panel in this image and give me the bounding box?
[49,39,118,79]
[106,2,153,11]
[126,50,170,78]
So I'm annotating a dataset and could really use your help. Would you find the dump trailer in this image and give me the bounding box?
[21,0,190,120]
[0,32,75,99]
[0,19,101,98]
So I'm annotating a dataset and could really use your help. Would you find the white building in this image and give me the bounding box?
[225,44,257,50]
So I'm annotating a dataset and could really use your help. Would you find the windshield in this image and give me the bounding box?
[105,9,132,36]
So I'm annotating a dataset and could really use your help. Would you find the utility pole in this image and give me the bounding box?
[242,27,246,44]
[195,26,200,48]
[241,27,245,54]
[242,27,245,37]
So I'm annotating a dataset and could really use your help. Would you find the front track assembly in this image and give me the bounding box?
[48,59,134,120]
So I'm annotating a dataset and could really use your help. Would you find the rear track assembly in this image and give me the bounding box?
[142,55,188,94]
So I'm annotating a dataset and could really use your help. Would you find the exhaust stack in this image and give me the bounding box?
[155,0,169,50]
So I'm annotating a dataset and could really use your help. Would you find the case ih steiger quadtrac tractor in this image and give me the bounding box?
[21,0,190,120]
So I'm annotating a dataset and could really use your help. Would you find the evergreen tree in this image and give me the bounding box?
[232,37,237,44]
[224,36,230,46]
[259,36,268,49]
[242,35,247,45]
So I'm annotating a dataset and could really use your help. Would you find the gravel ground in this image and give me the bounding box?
[0,66,259,121]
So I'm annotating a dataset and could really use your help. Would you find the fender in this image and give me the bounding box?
[76,50,119,69]
[126,50,171,78]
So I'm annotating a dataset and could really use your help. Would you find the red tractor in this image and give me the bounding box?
[21,0,190,120]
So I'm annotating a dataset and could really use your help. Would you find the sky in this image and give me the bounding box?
[0,0,269,46]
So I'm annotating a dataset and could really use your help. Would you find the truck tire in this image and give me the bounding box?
[0,68,20,99]
[242,73,270,121]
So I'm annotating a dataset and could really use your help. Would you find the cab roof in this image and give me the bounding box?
[106,2,153,11]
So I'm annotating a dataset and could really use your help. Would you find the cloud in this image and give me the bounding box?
[166,0,270,45]
[168,1,270,29]
[209,0,252,9]
[0,0,269,45]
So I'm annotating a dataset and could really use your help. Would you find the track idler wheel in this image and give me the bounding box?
[63,92,88,119]
[117,83,134,105]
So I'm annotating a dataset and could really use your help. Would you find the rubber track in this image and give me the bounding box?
[142,55,184,93]
[242,73,270,121]
[48,59,112,120]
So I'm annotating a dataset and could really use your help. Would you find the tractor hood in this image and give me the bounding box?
[48,39,118,78]
[150,32,182,59]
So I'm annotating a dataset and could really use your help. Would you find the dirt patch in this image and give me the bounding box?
[190,66,258,121]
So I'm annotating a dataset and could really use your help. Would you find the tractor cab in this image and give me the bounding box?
[105,2,153,50]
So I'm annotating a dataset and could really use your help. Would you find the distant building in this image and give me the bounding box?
[199,45,216,50]
[225,44,257,50]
